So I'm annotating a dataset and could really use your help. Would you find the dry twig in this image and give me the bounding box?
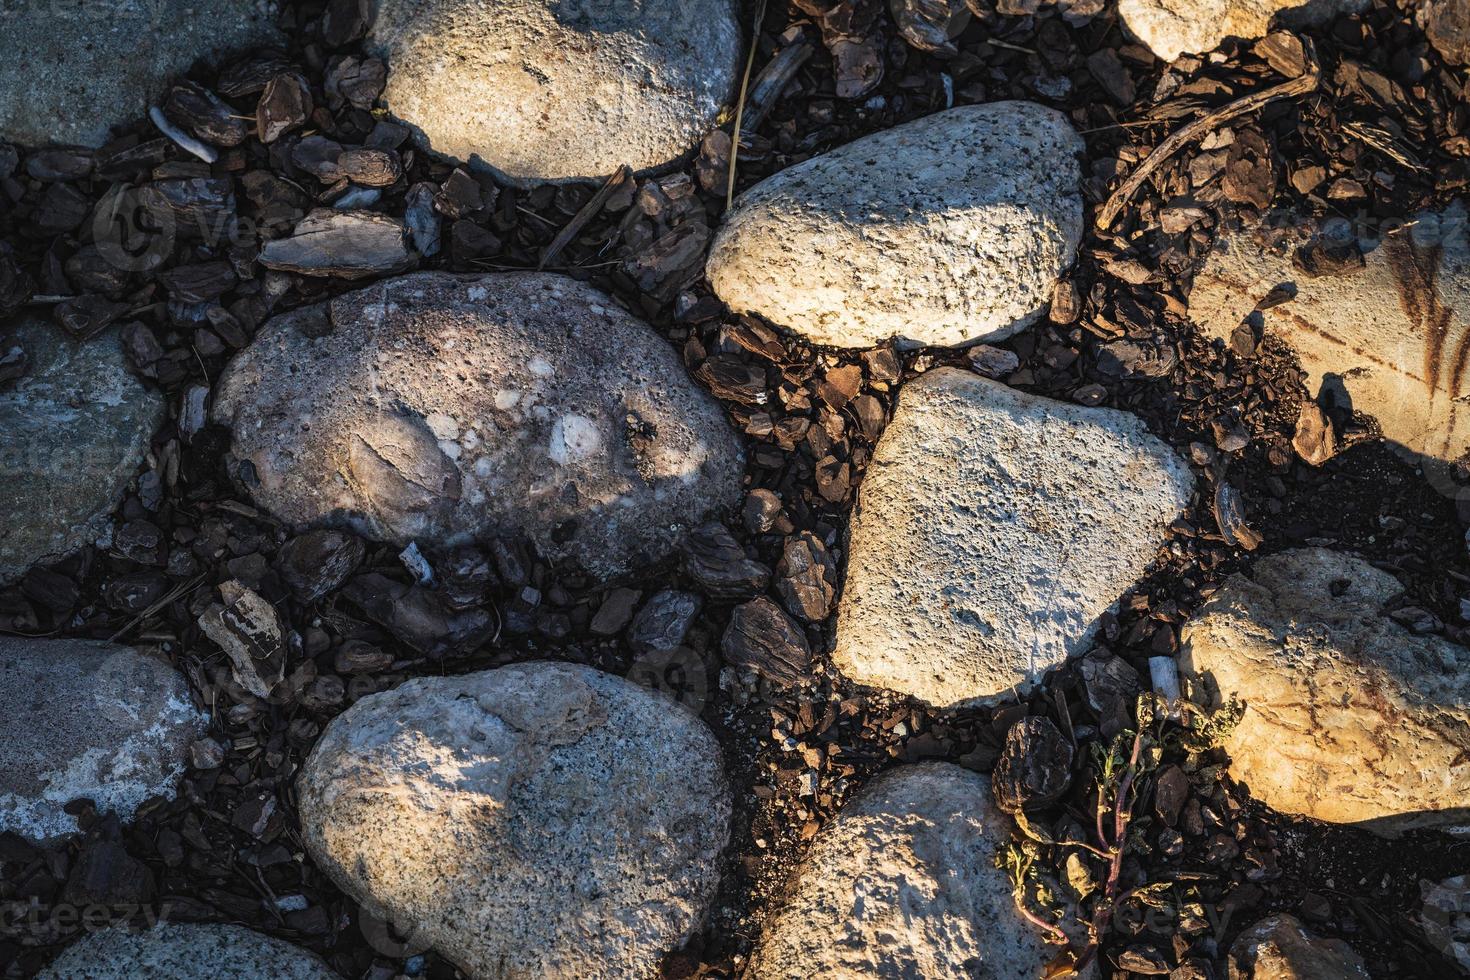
[727,0,769,210]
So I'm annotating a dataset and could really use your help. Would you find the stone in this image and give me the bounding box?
[1419,875,1470,973]
[746,762,1055,979]
[706,102,1084,349]
[1181,548,1470,837]
[992,717,1074,813]
[682,521,772,598]
[775,531,838,623]
[0,638,204,841]
[297,661,730,979]
[366,0,741,183]
[1117,0,1368,62]
[1189,207,1470,464]
[258,209,416,279]
[721,598,812,690]
[1423,0,1470,65]
[1226,914,1369,980]
[0,0,280,149]
[212,272,743,579]
[628,590,702,654]
[196,580,287,698]
[37,922,336,980]
[0,319,164,585]
[834,368,1192,707]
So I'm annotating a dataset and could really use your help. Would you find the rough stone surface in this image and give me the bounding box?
[1190,206,1470,464]
[38,923,337,980]
[1419,875,1470,973]
[212,272,743,579]
[0,638,204,841]
[706,102,1084,349]
[1226,914,1369,980]
[258,210,416,279]
[297,661,731,980]
[0,319,164,586]
[834,368,1192,707]
[0,0,280,148]
[1181,548,1470,837]
[366,0,742,183]
[1118,0,1368,62]
[747,762,1053,980]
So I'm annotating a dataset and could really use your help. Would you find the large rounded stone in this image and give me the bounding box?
[297,661,731,980]
[0,638,205,841]
[748,763,1054,979]
[366,0,741,183]
[706,102,1084,349]
[212,272,743,579]
[0,319,164,586]
[1181,548,1470,837]
[0,0,281,148]
[1118,0,1367,62]
[1226,914,1368,980]
[38,923,337,980]
[834,368,1193,707]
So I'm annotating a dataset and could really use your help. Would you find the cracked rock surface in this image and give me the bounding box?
[706,101,1084,349]
[1182,547,1470,837]
[834,367,1192,707]
[366,0,741,183]
[37,922,338,980]
[212,272,743,579]
[296,661,731,980]
[1118,0,1368,62]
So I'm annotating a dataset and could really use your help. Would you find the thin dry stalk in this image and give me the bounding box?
[727,0,769,210]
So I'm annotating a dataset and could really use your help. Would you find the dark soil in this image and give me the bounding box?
[3,1,1470,978]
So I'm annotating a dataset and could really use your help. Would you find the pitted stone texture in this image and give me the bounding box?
[706,102,1083,349]
[748,763,1053,980]
[1190,207,1470,465]
[0,639,204,841]
[834,368,1192,707]
[1182,548,1470,837]
[0,319,164,585]
[1118,0,1367,62]
[0,0,280,148]
[297,661,730,980]
[38,923,338,980]
[367,0,741,183]
[212,272,743,579]
[1226,914,1369,980]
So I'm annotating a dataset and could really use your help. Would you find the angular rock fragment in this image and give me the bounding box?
[366,0,741,182]
[1118,0,1368,62]
[721,598,812,690]
[0,319,164,585]
[683,521,772,598]
[1419,875,1470,974]
[196,580,286,699]
[275,529,366,602]
[707,102,1083,348]
[835,368,1192,707]
[213,273,743,579]
[747,763,1055,979]
[0,639,204,841]
[1190,206,1470,464]
[1182,548,1470,836]
[629,590,702,654]
[298,661,730,979]
[37,923,337,980]
[776,531,838,623]
[992,717,1074,813]
[258,209,415,279]
[1226,914,1369,980]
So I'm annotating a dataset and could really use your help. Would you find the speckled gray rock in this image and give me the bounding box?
[0,0,280,148]
[706,102,1084,349]
[748,763,1054,980]
[834,368,1192,707]
[1118,0,1367,62]
[297,661,730,980]
[212,272,743,579]
[0,319,164,586]
[1190,206,1470,465]
[37,923,338,980]
[0,638,204,841]
[1226,914,1369,980]
[1181,548,1470,837]
[366,0,741,183]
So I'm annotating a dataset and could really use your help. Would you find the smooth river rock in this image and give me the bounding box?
[1190,206,1470,465]
[834,368,1193,707]
[747,763,1054,979]
[706,102,1084,349]
[1226,914,1369,980]
[1118,0,1368,62]
[1181,548,1470,837]
[38,923,338,980]
[0,638,204,841]
[1,319,164,585]
[297,661,730,980]
[0,0,281,148]
[366,0,741,183]
[212,272,743,579]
